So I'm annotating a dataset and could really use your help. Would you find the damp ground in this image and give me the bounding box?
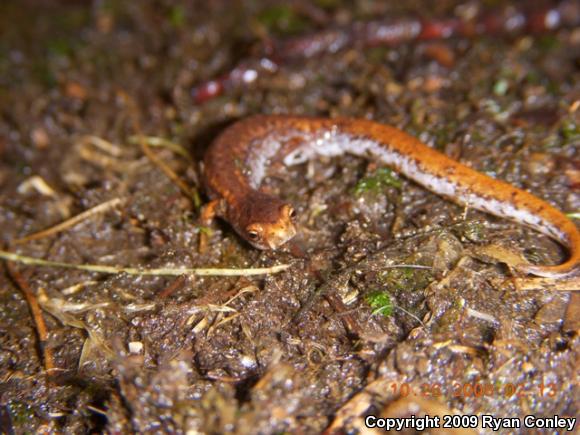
[0,1,578,433]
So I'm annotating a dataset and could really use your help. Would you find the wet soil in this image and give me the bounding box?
[0,1,578,434]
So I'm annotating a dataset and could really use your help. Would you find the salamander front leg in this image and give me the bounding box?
[201,199,227,224]
[199,199,227,252]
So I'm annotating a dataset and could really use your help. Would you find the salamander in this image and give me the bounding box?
[202,115,579,278]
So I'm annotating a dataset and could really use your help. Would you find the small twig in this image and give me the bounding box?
[393,305,425,326]
[381,264,432,269]
[465,307,498,324]
[325,292,361,336]
[122,93,202,209]
[514,277,580,291]
[127,135,192,161]
[81,135,123,157]
[137,137,201,208]
[17,175,57,197]
[12,197,125,245]
[158,275,188,298]
[5,263,56,378]
[0,249,290,277]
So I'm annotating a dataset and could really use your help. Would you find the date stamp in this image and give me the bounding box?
[388,381,559,399]
[364,415,576,432]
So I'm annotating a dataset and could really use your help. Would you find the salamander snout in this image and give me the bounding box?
[244,204,297,249]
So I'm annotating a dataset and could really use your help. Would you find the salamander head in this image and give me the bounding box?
[236,196,297,249]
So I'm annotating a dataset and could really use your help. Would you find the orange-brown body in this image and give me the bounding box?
[203,115,579,278]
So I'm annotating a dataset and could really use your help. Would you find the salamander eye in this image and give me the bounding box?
[246,224,263,243]
[247,230,259,240]
[281,204,297,221]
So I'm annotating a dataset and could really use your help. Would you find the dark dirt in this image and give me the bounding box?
[0,1,578,434]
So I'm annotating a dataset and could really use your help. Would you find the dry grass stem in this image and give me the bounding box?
[13,197,125,244]
[0,249,291,276]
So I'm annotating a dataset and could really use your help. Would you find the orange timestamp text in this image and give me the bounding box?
[388,382,559,399]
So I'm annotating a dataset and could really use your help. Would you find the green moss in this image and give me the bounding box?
[47,38,75,57]
[434,123,457,150]
[524,70,541,85]
[537,34,559,51]
[367,47,389,64]
[541,132,561,149]
[352,168,401,197]
[378,266,433,293]
[545,80,559,95]
[257,5,308,35]
[481,98,509,122]
[197,225,213,235]
[365,290,393,317]
[455,221,486,243]
[100,0,119,13]
[315,0,342,9]
[8,401,35,427]
[561,120,578,141]
[169,5,186,28]
[492,78,509,96]
[470,129,485,143]
[31,60,57,88]
[434,297,463,331]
